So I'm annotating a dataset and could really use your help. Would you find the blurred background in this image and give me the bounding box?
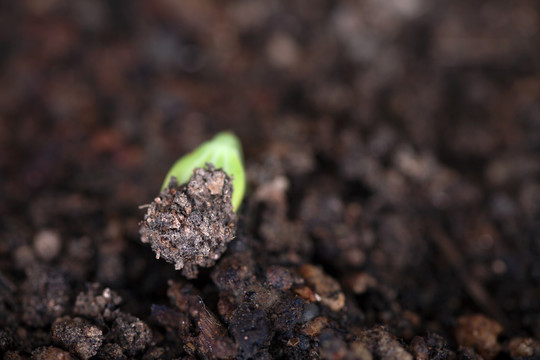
[1,0,540,340]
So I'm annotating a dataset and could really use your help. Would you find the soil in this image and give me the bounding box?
[1,1,539,359]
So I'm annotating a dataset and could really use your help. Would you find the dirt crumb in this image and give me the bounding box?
[51,317,103,360]
[301,316,329,337]
[32,346,74,360]
[456,347,483,359]
[508,337,539,357]
[357,325,413,360]
[230,303,272,359]
[111,312,152,357]
[349,341,373,360]
[409,336,429,360]
[73,283,123,323]
[319,329,348,359]
[3,351,25,360]
[425,333,453,359]
[455,314,502,360]
[140,165,237,278]
[298,264,345,312]
[142,347,166,360]
[33,229,62,261]
[96,343,127,360]
[265,265,294,290]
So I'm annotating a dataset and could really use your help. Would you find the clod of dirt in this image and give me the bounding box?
[409,336,429,360]
[140,165,237,278]
[265,265,294,290]
[111,312,152,357]
[301,316,330,337]
[357,325,413,360]
[73,283,123,323]
[33,229,62,262]
[508,337,539,357]
[32,346,74,360]
[96,343,126,360]
[230,302,272,359]
[455,314,503,360]
[51,317,104,360]
[298,264,345,312]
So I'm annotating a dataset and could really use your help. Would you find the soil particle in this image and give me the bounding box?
[21,265,70,328]
[51,317,103,360]
[300,302,320,324]
[357,325,413,360]
[95,343,127,360]
[425,332,453,360]
[140,165,237,278]
[456,347,482,360]
[211,251,256,298]
[345,272,378,295]
[349,341,373,360]
[507,337,539,358]
[409,336,429,360]
[319,329,348,360]
[454,314,503,360]
[141,347,166,360]
[271,296,304,333]
[3,351,25,360]
[298,264,345,312]
[32,346,74,360]
[111,312,152,357]
[73,283,123,324]
[2,0,540,358]
[301,316,330,337]
[265,265,294,291]
[229,303,272,359]
[150,304,187,334]
[33,229,62,262]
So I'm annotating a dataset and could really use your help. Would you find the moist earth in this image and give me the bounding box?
[1,0,540,359]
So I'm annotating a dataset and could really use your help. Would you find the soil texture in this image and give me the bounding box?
[1,0,540,359]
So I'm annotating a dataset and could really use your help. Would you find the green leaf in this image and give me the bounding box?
[161,132,246,212]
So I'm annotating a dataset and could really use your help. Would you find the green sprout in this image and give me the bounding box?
[161,131,246,211]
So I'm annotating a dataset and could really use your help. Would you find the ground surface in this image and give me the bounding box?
[1,0,540,359]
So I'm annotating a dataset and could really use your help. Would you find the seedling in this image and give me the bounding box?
[161,131,246,211]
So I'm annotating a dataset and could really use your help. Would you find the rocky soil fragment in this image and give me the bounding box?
[299,264,345,312]
[356,325,413,360]
[455,314,503,360]
[507,337,540,358]
[32,346,74,360]
[140,165,237,278]
[111,312,152,357]
[73,283,123,324]
[51,317,103,360]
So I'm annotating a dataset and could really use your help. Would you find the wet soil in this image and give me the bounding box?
[1,0,540,359]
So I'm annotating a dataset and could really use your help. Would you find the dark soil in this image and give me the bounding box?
[1,1,539,359]
[140,166,237,278]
